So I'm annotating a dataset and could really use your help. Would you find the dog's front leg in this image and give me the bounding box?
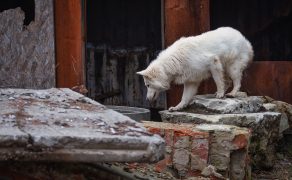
[169,82,199,111]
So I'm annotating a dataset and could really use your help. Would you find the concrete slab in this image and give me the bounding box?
[185,94,265,114]
[0,88,164,163]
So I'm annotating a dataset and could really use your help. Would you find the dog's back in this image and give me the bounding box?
[156,27,253,83]
[195,27,253,65]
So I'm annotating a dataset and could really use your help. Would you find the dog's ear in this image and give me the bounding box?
[137,70,151,79]
[136,70,146,76]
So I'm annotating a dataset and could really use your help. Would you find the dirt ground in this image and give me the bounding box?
[252,156,292,180]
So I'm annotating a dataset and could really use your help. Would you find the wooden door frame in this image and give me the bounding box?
[164,0,210,107]
[54,0,292,105]
[54,0,210,103]
[54,0,85,88]
[164,0,292,105]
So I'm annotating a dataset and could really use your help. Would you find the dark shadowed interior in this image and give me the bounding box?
[211,0,292,61]
[86,0,162,49]
[86,0,164,120]
[0,0,35,26]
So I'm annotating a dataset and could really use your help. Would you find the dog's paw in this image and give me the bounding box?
[226,92,236,98]
[226,91,247,98]
[215,92,224,98]
[169,106,181,112]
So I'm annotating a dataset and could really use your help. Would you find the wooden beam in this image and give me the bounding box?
[164,0,210,107]
[54,0,84,88]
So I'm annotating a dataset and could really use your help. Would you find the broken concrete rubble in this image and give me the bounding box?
[143,121,250,179]
[0,88,165,163]
[160,95,287,170]
[263,97,292,129]
[186,94,265,114]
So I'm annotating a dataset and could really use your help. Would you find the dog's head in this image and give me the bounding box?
[137,66,170,102]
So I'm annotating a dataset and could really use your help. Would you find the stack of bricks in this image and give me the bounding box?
[142,121,251,179]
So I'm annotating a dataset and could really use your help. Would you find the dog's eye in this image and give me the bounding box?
[146,84,150,88]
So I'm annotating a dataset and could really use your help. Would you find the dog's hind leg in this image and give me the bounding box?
[169,82,199,111]
[210,57,225,98]
[226,62,244,97]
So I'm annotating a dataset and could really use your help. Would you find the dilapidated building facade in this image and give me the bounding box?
[1,0,291,110]
[1,0,292,179]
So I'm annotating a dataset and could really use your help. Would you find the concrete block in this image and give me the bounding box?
[187,94,265,114]
[0,88,165,163]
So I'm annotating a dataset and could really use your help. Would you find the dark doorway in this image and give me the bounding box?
[85,0,165,120]
[0,0,35,26]
[210,0,292,61]
[87,0,162,49]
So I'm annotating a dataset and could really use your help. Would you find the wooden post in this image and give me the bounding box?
[164,0,210,107]
[54,0,84,88]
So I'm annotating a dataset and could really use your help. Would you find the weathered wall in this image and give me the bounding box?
[0,0,55,88]
[86,0,165,109]
[211,0,292,61]
[86,46,166,109]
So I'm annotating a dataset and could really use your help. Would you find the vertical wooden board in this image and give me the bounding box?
[87,47,165,109]
[164,0,210,107]
[242,62,292,104]
[55,0,84,88]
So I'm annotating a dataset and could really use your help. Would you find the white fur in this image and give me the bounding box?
[137,27,253,111]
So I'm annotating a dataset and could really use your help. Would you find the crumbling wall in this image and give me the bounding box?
[0,0,55,88]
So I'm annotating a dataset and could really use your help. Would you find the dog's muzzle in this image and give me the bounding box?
[146,91,159,102]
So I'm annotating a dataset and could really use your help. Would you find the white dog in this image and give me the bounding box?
[137,27,253,111]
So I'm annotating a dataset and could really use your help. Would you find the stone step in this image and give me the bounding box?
[185,94,265,114]
[142,121,250,179]
[160,95,284,169]
[0,88,165,163]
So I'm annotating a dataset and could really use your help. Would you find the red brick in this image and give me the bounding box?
[191,138,209,160]
[154,154,172,173]
[147,127,164,135]
[174,135,190,149]
[164,129,174,147]
[232,134,249,149]
[143,121,211,177]
[142,121,251,179]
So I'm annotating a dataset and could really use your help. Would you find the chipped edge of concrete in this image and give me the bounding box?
[0,88,165,163]
[160,110,281,126]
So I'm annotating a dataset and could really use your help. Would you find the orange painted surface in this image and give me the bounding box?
[199,61,292,104]
[164,1,292,106]
[164,0,210,107]
[55,0,84,88]
[243,61,292,104]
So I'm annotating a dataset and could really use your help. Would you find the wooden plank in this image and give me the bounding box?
[164,0,210,107]
[243,62,292,104]
[199,61,292,104]
[54,0,85,88]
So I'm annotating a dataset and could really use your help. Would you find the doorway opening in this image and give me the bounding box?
[210,0,292,61]
[85,0,165,120]
[0,0,35,26]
